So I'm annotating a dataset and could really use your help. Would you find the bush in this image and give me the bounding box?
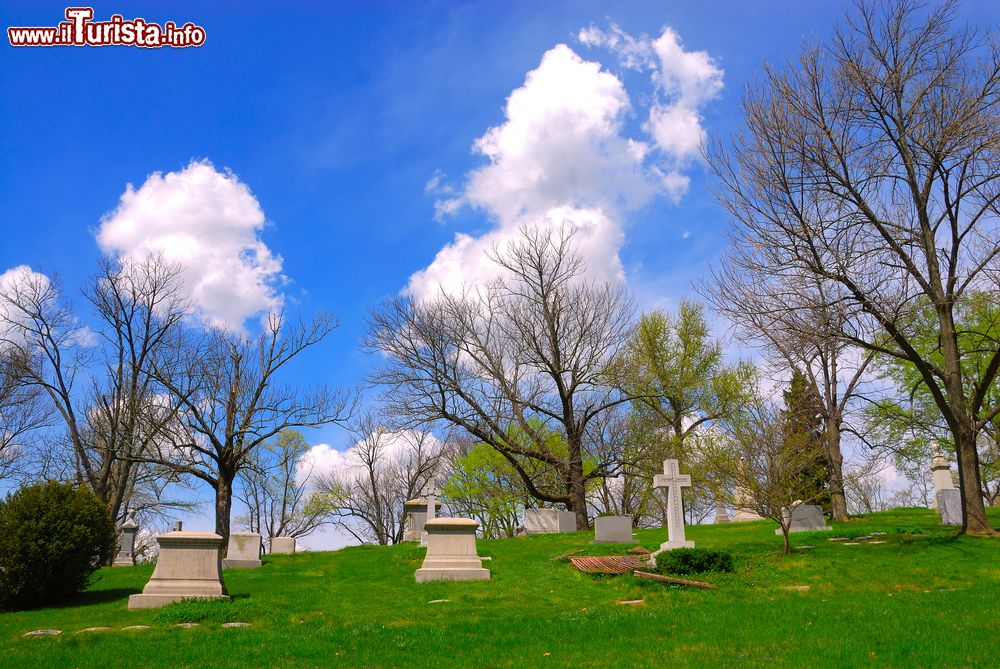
[0,481,116,610]
[655,548,734,575]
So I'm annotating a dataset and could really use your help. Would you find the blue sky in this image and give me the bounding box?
[2,1,997,542]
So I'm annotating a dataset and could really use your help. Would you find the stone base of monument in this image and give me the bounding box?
[222,533,262,569]
[936,488,962,525]
[113,554,136,567]
[415,518,490,583]
[775,504,831,534]
[590,515,635,544]
[652,539,695,557]
[128,531,228,610]
[732,509,765,522]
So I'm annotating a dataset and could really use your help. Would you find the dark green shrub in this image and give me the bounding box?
[0,481,116,610]
[655,548,734,575]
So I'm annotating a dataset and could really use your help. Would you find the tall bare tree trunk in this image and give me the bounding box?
[826,419,848,522]
[215,476,234,546]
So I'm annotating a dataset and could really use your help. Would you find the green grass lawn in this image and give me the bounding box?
[1,507,998,668]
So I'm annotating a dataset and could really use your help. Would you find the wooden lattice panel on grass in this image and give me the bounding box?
[568,556,649,574]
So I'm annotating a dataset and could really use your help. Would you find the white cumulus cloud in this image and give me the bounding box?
[96,160,285,330]
[411,28,723,301]
[297,428,442,488]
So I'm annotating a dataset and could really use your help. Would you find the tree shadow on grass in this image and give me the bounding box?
[47,587,139,609]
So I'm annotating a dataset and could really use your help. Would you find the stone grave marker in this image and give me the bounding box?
[403,497,442,542]
[415,518,490,583]
[270,536,296,554]
[652,459,694,553]
[775,502,831,534]
[713,499,730,524]
[420,486,440,547]
[591,516,635,544]
[222,532,262,569]
[936,489,962,525]
[113,510,139,567]
[523,508,576,534]
[128,530,228,609]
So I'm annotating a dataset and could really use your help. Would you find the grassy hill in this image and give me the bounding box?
[1,507,998,668]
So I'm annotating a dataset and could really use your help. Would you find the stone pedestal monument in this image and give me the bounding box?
[128,531,228,609]
[415,518,490,583]
[713,499,730,524]
[113,511,139,567]
[931,445,962,525]
[222,533,262,569]
[652,459,694,554]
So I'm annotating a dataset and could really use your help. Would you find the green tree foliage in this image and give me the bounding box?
[612,301,753,523]
[865,293,1000,504]
[443,442,526,539]
[444,421,597,535]
[0,481,116,610]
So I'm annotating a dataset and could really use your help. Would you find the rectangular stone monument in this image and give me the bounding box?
[775,503,831,534]
[415,518,490,583]
[403,498,442,542]
[523,508,576,534]
[128,531,228,609]
[936,488,962,526]
[222,533,262,569]
[652,459,694,554]
[271,536,296,554]
[591,516,635,544]
[113,512,139,567]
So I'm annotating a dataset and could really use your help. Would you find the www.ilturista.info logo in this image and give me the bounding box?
[7,8,206,48]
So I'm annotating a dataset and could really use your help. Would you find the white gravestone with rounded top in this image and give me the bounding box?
[113,511,139,567]
[271,536,296,554]
[222,533,262,569]
[652,459,695,554]
[415,518,490,583]
[128,531,228,609]
[591,516,635,543]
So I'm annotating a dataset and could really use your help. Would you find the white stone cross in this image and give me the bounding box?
[652,459,694,553]
[420,484,440,547]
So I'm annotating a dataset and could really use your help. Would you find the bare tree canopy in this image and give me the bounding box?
[235,429,333,546]
[366,226,634,529]
[150,311,356,544]
[709,0,1000,534]
[317,412,447,545]
[0,348,51,481]
[0,254,189,522]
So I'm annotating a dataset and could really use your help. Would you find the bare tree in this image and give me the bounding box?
[235,429,332,548]
[366,227,634,529]
[708,0,1000,534]
[0,348,51,481]
[0,255,188,522]
[150,312,355,544]
[703,270,874,521]
[317,412,446,545]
